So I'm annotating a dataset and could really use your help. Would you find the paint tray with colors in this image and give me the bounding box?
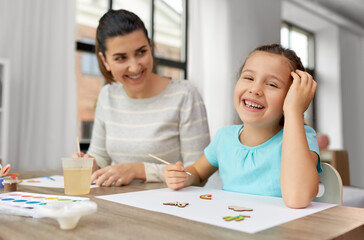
[0,191,89,218]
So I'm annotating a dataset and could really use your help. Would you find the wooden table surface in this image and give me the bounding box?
[0,170,363,240]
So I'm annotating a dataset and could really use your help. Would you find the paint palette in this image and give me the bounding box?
[0,192,89,218]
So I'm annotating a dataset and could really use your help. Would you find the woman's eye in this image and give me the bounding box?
[138,50,147,55]
[244,77,253,81]
[115,56,126,61]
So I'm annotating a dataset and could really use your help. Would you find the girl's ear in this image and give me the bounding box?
[98,52,111,71]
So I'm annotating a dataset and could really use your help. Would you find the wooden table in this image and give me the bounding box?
[1,171,364,240]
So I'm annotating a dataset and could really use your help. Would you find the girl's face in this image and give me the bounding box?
[99,30,154,98]
[234,51,292,128]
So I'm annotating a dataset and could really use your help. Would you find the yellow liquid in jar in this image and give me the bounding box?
[63,168,92,195]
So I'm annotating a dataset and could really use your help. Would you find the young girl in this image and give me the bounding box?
[74,9,210,187]
[164,44,321,209]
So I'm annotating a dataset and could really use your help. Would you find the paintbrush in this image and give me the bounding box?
[148,154,193,176]
[76,136,81,156]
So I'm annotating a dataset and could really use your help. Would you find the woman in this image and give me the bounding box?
[74,9,210,187]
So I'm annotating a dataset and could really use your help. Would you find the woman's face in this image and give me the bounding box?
[99,30,154,98]
[234,51,292,128]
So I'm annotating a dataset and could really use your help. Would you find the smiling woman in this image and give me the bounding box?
[73,9,210,187]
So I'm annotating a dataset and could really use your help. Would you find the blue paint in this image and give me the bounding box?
[25,201,41,204]
[1,198,15,201]
[0,177,4,188]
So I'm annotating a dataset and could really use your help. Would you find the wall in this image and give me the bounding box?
[315,27,343,149]
[340,29,364,187]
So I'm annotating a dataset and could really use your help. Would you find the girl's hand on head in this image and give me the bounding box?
[90,162,142,187]
[164,161,189,190]
[283,70,317,116]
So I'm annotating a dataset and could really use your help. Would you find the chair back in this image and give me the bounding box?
[314,163,343,205]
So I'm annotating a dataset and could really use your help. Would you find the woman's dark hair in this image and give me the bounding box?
[238,43,306,126]
[95,9,150,84]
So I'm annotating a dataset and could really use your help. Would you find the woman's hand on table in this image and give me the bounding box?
[90,162,145,187]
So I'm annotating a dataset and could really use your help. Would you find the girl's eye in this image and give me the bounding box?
[243,77,253,81]
[267,83,278,88]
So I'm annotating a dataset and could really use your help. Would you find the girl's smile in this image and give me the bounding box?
[242,98,265,112]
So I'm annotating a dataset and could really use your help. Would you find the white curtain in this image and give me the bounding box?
[0,0,77,172]
[188,0,236,140]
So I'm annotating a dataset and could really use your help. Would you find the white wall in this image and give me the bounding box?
[315,27,343,149]
[339,29,364,187]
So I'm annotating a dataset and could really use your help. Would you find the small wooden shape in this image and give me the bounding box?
[222,215,250,221]
[200,194,212,200]
[163,202,189,208]
[228,205,253,212]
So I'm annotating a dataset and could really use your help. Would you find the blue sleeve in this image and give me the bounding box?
[305,126,322,174]
[204,127,225,167]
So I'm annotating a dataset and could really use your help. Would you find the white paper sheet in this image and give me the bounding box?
[96,186,335,234]
[19,175,98,189]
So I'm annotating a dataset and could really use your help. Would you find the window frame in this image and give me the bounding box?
[281,21,317,129]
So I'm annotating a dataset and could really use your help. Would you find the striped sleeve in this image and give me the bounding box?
[144,162,166,182]
[179,82,210,167]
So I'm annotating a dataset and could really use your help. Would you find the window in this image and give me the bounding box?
[281,22,316,128]
[81,121,94,139]
[75,0,188,143]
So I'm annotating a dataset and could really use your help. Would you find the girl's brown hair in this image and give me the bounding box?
[238,43,305,78]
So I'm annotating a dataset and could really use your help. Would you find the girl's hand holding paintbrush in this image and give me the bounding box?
[163,161,198,190]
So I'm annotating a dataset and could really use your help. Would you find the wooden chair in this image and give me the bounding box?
[314,162,343,205]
